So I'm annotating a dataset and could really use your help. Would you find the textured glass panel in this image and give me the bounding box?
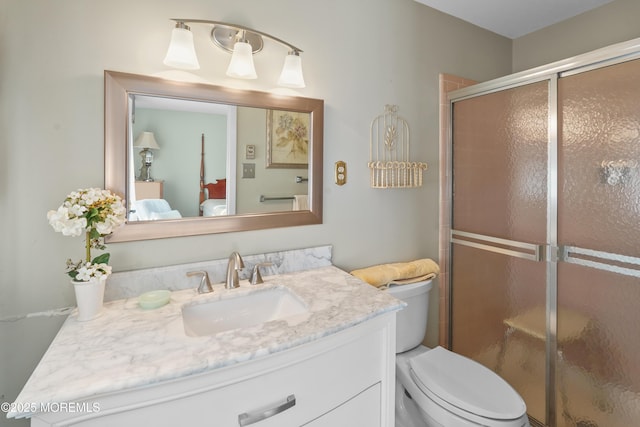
[452,81,548,243]
[556,264,640,427]
[452,245,546,423]
[559,59,640,257]
[557,59,640,427]
[451,82,549,423]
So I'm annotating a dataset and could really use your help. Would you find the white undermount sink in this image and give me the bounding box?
[181,287,308,337]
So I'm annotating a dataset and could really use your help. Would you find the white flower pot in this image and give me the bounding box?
[72,276,107,321]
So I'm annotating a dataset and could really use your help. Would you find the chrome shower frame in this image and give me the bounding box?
[443,37,640,427]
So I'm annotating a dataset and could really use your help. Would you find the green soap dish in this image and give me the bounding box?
[138,290,171,310]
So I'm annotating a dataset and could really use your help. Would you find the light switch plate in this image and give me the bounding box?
[243,163,255,179]
[335,161,347,185]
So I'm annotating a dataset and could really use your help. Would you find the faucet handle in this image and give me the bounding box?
[249,262,273,285]
[187,270,213,294]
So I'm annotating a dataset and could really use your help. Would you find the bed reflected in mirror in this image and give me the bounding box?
[129,95,232,221]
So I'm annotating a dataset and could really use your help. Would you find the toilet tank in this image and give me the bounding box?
[385,280,432,353]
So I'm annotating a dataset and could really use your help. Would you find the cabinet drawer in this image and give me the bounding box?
[64,324,386,427]
[303,383,381,427]
[224,330,382,427]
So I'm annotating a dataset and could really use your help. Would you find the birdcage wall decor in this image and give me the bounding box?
[368,104,428,188]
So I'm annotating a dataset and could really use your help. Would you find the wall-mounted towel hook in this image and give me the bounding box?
[369,104,427,188]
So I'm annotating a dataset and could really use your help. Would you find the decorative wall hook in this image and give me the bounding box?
[368,105,427,188]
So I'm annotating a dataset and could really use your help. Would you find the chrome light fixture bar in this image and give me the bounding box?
[163,19,305,88]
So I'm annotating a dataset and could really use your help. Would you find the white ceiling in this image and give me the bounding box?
[414,0,615,39]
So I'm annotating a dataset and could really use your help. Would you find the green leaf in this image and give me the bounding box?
[87,207,99,217]
[89,228,101,240]
[92,253,111,265]
[68,270,78,280]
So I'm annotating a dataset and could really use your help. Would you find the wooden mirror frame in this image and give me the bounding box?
[104,70,323,242]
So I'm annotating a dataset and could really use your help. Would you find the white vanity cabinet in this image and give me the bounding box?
[30,313,396,427]
[12,265,404,426]
[304,384,382,427]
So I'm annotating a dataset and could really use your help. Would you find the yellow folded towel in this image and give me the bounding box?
[350,259,440,288]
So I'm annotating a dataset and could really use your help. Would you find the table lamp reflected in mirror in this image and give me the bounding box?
[134,132,160,181]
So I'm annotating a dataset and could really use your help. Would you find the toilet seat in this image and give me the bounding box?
[409,346,526,421]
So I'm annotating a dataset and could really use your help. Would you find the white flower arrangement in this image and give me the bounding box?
[47,188,126,282]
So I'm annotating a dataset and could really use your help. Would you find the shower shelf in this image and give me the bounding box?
[368,104,427,189]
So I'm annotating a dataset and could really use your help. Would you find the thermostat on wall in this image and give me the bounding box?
[246,145,256,159]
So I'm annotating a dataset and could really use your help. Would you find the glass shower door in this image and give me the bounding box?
[557,58,640,427]
[450,80,550,424]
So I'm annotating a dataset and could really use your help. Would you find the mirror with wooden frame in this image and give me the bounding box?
[105,70,323,242]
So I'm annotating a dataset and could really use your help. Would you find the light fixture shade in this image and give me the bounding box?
[226,41,257,79]
[134,132,160,149]
[163,27,200,70]
[277,53,305,88]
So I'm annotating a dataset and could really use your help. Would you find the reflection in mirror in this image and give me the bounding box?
[105,71,323,242]
[130,95,237,220]
[129,96,313,221]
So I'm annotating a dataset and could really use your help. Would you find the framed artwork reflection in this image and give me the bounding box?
[266,109,310,168]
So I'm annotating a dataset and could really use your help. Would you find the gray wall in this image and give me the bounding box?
[0,1,513,425]
[513,0,640,72]
[235,107,308,215]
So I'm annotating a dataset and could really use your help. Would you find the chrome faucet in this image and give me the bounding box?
[249,262,273,285]
[187,270,213,294]
[225,251,245,289]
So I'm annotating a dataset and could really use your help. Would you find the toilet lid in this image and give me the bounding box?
[409,346,526,420]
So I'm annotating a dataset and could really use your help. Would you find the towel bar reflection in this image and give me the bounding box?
[260,195,295,202]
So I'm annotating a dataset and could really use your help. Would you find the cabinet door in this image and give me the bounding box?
[303,383,381,427]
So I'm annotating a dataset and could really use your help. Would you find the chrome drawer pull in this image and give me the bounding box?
[238,394,296,426]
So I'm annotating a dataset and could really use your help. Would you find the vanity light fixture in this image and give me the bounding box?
[133,132,160,182]
[163,22,200,70]
[225,33,257,79]
[163,19,305,88]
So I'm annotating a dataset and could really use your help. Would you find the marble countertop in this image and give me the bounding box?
[10,265,403,418]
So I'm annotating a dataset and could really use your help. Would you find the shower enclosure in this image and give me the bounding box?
[447,39,640,427]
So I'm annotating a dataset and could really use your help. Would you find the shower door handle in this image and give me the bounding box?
[451,230,545,262]
[560,245,640,278]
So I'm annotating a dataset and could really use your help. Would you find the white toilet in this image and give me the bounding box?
[386,280,531,427]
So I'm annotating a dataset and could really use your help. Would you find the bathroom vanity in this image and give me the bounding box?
[9,261,403,426]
